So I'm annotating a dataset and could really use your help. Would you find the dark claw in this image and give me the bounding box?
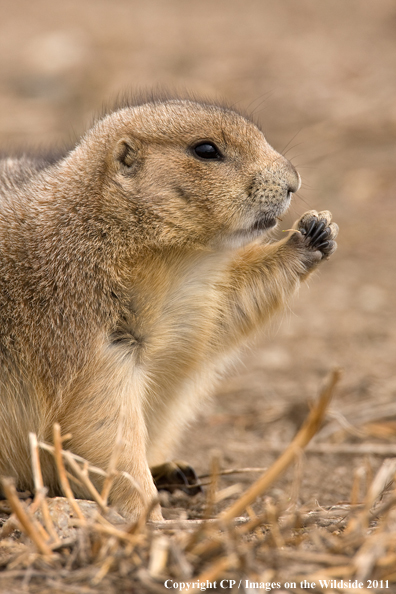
[316,240,330,251]
[311,227,330,247]
[306,220,317,236]
[151,461,203,496]
[308,221,326,245]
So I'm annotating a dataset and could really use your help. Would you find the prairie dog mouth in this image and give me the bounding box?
[249,192,293,233]
[219,193,292,249]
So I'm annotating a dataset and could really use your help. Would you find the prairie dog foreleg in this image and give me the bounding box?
[56,355,162,520]
[219,210,338,344]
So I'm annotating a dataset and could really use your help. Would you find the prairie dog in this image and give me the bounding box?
[0,98,338,520]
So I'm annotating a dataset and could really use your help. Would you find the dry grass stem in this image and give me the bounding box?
[283,443,396,456]
[87,517,145,545]
[148,535,169,579]
[198,467,267,479]
[351,466,366,506]
[204,455,220,521]
[318,400,396,440]
[28,432,60,545]
[92,552,115,584]
[213,483,242,503]
[62,451,108,514]
[220,368,341,522]
[0,478,52,556]
[363,458,396,511]
[3,369,396,591]
[119,470,147,506]
[189,556,233,594]
[53,423,86,523]
[38,436,169,511]
[38,442,108,479]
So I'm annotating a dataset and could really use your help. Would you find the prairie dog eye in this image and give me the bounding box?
[192,142,222,161]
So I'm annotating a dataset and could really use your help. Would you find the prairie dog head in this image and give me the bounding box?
[72,99,300,248]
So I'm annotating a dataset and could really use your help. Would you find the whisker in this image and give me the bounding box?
[292,165,317,170]
[245,91,274,113]
[248,92,274,117]
[294,191,312,207]
[281,129,303,155]
[283,142,306,158]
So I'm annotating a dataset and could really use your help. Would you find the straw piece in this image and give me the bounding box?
[198,467,267,479]
[38,442,108,478]
[364,458,396,511]
[149,517,249,531]
[220,369,341,523]
[62,451,108,514]
[0,477,52,556]
[29,432,60,544]
[88,516,145,545]
[189,556,233,594]
[148,535,169,579]
[53,423,86,523]
[26,489,52,543]
[268,443,396,456]
[92,553,115,585]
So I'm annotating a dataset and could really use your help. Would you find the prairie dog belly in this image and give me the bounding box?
[129,251,234,464]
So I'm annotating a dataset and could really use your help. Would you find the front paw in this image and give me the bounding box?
[288,210,338,268]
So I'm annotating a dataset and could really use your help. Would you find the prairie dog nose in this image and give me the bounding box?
[267,150,301,195]
[285,160,301,194]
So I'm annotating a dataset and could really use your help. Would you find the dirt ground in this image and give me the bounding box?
[1,0,396,589]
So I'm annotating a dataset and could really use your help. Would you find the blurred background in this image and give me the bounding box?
[2,0,396,506]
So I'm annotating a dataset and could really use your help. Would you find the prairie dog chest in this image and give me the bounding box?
[120,250,229,369]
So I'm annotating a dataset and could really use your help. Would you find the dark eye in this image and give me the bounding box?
[193,142,222,160]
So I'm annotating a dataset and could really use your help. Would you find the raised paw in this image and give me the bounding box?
[151,460,203,496]
[290,210,338,264]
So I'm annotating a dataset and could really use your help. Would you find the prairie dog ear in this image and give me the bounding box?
[114,138,140,170]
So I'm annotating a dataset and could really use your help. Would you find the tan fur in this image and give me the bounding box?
[0,98,338,519]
